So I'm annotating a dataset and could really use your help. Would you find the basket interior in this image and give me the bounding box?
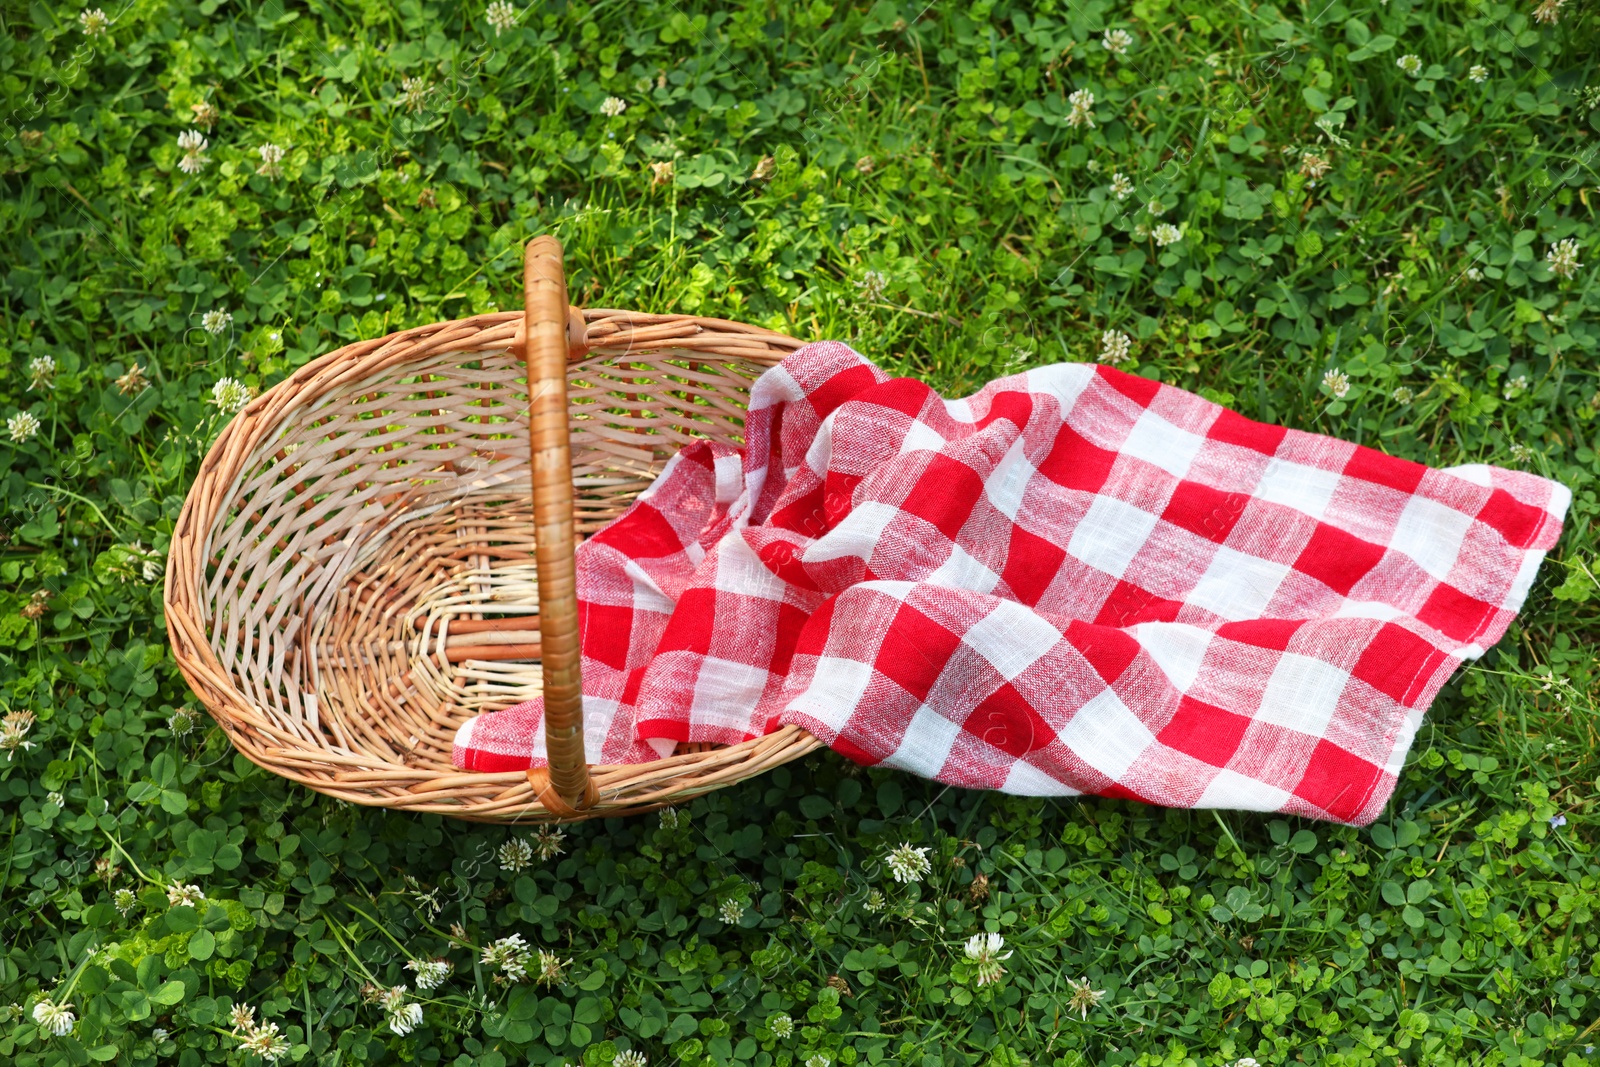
[199,341,772,769]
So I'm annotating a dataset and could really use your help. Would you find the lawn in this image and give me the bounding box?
[2,0,1598,1065]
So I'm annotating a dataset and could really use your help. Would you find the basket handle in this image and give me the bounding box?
[523,236,596,813]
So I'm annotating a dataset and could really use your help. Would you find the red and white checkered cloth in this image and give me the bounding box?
[453,342,1567,825]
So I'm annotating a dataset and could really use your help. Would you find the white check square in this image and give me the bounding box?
[1255,459,1343,521]
[927,543,1002,594]
[1068,495,1159,579]
[691,656,774,722]
[1002,758,1083,796]
[1024,363,1095,408]
[962,601,1061,680]
[783,655,874,733]
[1196,767,1292,812]
[1131,622,1213,694]
[1256,653,1349,737]
[1055,688,1155,780]
[805,500,900,563]
[1439,463,1493,487]
[882,704,962,778]
[943,397,975,423]
[899,420,947,455]
[1391,494,1475,580]
[984,435,1037,522]
[1120,409,1206,480]
[1184,546,1292,621]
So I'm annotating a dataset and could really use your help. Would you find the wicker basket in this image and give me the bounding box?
[165,237,824,821]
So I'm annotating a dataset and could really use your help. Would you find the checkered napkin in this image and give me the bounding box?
[452,341,1568,825]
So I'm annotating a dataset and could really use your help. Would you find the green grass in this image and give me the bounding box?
[2,0,1599,1065]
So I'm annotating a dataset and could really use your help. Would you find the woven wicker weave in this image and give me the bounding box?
[165,237,824,821]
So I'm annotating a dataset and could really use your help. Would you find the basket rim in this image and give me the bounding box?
[164,309,820,822]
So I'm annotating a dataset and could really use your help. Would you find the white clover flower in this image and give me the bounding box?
[1546,238,1582,279]
[486,0,518,35]
[718,898,746,924]
[389,998,423,1035]
[1152,223,1183,246]
[1146,198,1167,217]
[411,884,442,919]
[658,807,683,829]
[211,378,251,414]
[257,143,286,178]
[229,1003,257,1033]
[600,96,628,117]
[862,888,886,912]
[1468,64,1488,83]
[1396,54,1422,76]
[1,710,36,757]
[1229,1059,1261,1067]
[32,998,75,1037]
[143,554,162,581]
[7,411,40,442]
[1321,369,1351,399]
[168,707,197,735]
[481,934,533,980]
[1101,29,1133,55]
[536,949,569,985]
[1465,266,1483,281]
[79,9,110,35]
[769,1013,795,1039]
[1533,0,1564,24]
[153,1027,171,1042]
[202,308,233,334]
[1503,374,1530,400]
[176,130,209,174]
[499,838,533,871]
[400,76,431,111]
[884,842,932,884]
[117,363,149,395]
[962,932,1013,986]
[114,887,138,915]
[167,882,205,907]
[1391,386,1415,405]
[27,355,56,391]
[1098,329,1133,365]
[406,959,451,990]
[1510,442,1534,464]
[805,1055,830,1067]
[856,155,875,174]
[1299,152,1331,181]
[47,791,64,808]
[379,986,422,1035]
[1066,88,1096,129]
[533,825,566,860]
[857,270,889,303]
[1065,975,1107,1019]
[614,1051,647,1067]
[1109,172,1134,200]
[237,1020,291,1062]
